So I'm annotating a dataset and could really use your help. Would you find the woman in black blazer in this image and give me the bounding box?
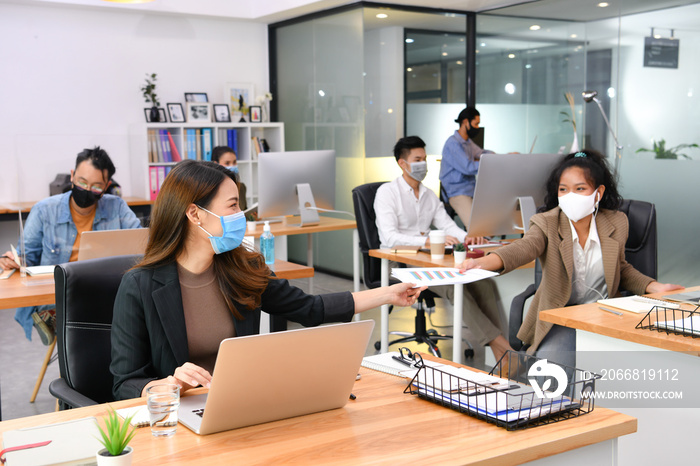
[110,160,424,400]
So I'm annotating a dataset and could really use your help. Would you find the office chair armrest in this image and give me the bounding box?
[509,284,537,351]
[48,378,99,409]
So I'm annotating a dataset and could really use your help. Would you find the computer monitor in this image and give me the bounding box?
[466,153,565,237]
[257,150,336,226]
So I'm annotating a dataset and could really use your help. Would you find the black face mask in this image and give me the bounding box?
[467,126,480,139]
[71,185,102,208]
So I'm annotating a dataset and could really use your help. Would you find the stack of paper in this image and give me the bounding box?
[654,315,700,336]
[391,267,498,287]
[597,296,679,314]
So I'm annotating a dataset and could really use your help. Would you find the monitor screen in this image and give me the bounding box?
[466,153,565,237]
[257,150,336,219]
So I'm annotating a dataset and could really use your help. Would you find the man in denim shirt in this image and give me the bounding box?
[0,147,141,344]
[438,107,492,228]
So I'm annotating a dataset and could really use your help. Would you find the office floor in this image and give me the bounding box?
[0,269,531,421]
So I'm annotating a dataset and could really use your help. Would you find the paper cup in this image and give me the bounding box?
[428,230,446,260]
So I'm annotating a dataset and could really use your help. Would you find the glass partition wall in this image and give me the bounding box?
[272,2,700,282]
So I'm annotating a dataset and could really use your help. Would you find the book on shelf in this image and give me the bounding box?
[149,166,158,201]
[226,128,238,155]
[159,129,172,162]
[186,129,196,160]
[156,166,166,192]
[195,128,202,160]
[202,128,213,161]
[167,130,181,162]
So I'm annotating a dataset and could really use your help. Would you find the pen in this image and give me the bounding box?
[392,355,414,367]
[598,306,623,316]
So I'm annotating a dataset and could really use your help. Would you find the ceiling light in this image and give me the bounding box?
[405,38,414,44]
[508,53,515,59]
[318,90,325,97]
[570,34,578,38]
[525,64,532,69]
[442,52,448,56]
[480,42,486,47]
[456,60,463,65]
[406,67,413,72]
[530,25,541,31]
[376,13,388,19]
[387,108,393,114]
[597,2,609,7]
[505,83,516,95]
[653,34,661,39]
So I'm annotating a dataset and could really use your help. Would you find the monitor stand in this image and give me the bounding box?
[295,183,320,227]
[514,196,536,233]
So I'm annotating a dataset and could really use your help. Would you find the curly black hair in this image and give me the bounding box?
[543,149,622,211]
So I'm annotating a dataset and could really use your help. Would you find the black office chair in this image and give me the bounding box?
[508,199,658,350]
[48,255,141,409]
[352,182,473,358]
[439,183,458,220]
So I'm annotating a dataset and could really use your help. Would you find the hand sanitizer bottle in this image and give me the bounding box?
[261,221,275,265]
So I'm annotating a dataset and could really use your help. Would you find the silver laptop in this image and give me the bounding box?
[179,320,374,435]
[77,229,148,261]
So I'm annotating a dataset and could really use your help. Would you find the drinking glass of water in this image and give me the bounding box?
[146,384,180,437]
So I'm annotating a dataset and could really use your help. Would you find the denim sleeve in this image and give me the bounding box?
[21,206,44,266]
[443,139,480,176]
[119,200,143,229]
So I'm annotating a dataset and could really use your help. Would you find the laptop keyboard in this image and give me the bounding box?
[193,408,205,418]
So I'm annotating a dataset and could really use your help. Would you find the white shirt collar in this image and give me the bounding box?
[396,174,426,199]
[568,214,600,250]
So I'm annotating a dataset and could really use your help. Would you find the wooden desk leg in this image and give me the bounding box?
[380,258,389,353]
[452,283,463,363]
[30,339,56,403]
[352,229,360,322]
[307,233,314,294]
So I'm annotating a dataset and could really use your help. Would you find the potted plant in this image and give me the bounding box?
[453,242,467,264]
[141,73,160,122]
[95,408,137,465]
[635,139,698,159]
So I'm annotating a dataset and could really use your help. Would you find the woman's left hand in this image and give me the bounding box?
[646,281,685,294]
[388,283,427,307]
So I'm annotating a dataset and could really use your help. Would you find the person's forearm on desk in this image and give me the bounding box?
[352,283,427,314]
[459,253,504,273]
[646,281,684,294]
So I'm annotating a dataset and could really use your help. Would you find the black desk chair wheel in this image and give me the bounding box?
[352,182,474,359]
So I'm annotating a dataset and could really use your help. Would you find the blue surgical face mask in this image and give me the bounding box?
[196,206,246,254]
[227,165,239,175]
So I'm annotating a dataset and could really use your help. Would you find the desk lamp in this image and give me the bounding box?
[582,90,623,176]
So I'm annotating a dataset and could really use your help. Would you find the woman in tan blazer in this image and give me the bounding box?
[460,150,681,367]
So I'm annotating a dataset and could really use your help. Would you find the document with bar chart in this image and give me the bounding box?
[391,267,498,286]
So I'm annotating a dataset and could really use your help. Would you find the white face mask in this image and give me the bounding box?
[404,161,427,182]
[558,190,600,222]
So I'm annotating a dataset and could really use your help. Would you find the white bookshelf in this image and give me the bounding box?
[128,122,285,205]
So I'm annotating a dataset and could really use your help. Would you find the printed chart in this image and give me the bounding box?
[391,267,498,286]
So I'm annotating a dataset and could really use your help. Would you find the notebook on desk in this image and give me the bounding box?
[77,228,148,261]
[178,320,374,435]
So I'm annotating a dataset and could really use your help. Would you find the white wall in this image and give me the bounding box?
[0,2,269,204]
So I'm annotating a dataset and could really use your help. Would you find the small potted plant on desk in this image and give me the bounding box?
[95,408,136,465]
[453,242,467,264]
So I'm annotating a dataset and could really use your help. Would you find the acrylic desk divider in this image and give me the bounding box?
[636,304,700,338]
[404,351,601,431]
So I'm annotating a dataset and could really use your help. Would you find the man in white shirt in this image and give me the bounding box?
[374,136,513,363]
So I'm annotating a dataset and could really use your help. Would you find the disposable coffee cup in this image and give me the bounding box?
[428,230,446,260]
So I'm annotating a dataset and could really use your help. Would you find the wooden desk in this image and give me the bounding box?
[0,260,313,311]
[370,247,532,362]
[539,285,700,353]
[0,197,153,214]
[540,286,700,465]
[246,216,359,294]
[0,368,636,465]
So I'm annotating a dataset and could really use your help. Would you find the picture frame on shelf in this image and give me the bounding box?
[225,82,254,116]
[144,108,167,123]
[249,106,262,123]
[167,103,185,123]
[184,92,209,103]
[213,104,231,122]
[186,102,211,122]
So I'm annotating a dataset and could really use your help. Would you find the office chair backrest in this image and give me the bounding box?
[352,182,387,289]
[439,183,458,219]
[618,199,657,279]
[54,254,142,404]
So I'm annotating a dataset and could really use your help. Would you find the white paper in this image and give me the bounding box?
[391,267,498,287]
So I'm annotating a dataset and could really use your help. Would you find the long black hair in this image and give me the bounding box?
[543,149,623,211]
